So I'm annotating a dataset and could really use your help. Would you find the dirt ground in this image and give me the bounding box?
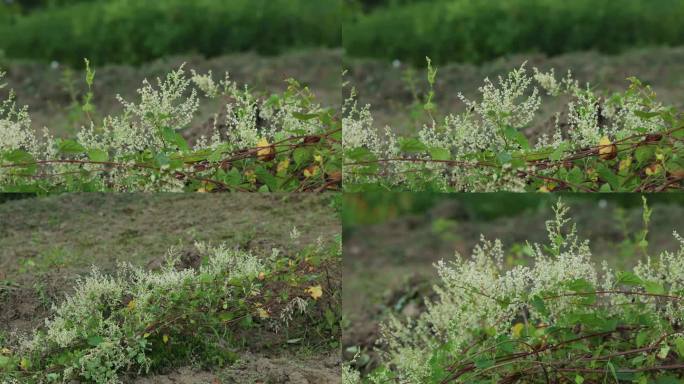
[1,49,341,141]
[131,351,341,384]
[342,195,684,375]
[345,46,684,139]
[0,192,341,383]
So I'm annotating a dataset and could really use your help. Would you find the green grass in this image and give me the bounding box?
[344,0,684,65]
[0,0,341,66]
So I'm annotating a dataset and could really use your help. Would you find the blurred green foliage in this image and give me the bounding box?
[344,0,684,65]
[342,193,684,227]
[0,0,341,66]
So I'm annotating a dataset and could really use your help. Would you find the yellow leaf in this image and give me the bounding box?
[303,165,319,178]
[143,333,150,339]
[314,154,323,163]
[598,136,617,160]
[258,272,266,281]
[163,334,169,344]
[276,159,290,174]
[645,163,662,176]
[257,308,270,319]
[127,300,137,311]
[511,323,525,339]
[618,158,632,172]
[256,138,274,160]
[20,357,30,371]
[244,169,256,183]
[0,347,10,355]
[305,285,323,300]
[538,186,550,193]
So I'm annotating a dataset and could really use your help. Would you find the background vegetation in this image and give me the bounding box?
[0,0,341,66]
[342,193,684,227]
[344,0,684,65]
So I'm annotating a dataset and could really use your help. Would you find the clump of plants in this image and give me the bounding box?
[0,62,341,192]
[0,235,341,383]
[343,60,684,192]
[344,199,684,383]
[0,0,341,66]
[344,0,684,66]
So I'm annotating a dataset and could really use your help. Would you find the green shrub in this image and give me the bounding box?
[0,236,341,383]
[345,199,684,383]
[0,0,341,66]
[343,61,684,192]
[0,64,341,193]
[344,0,684,65]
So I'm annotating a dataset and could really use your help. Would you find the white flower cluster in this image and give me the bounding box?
[369,200,684,383]
[79,66,199,154]
[0,73,42,155]
[0,66,329,191]
[19,242,265,383]
[343,63,671,191]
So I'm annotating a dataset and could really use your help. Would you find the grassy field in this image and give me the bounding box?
[342,194,684,375]
[0,193,341,383]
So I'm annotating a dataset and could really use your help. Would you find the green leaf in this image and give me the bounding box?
[399,138,427,153]
[633,110,660,120]
[655,375,680,384]
[474,358,494,369]
[240,314,253,328]
[346,147,376,163]
[606,362,618,382]
[549,143,569,161]
[87,149,109,162]
[429,147,450,161]
[224,168,241,186]
[496,151,512,165]
[635,146,655,164]
[58,139,85,154]
[502,126,530,150]
[3,149,33,163]
[160,127,190,151]
[643,280,665,295]
[154,153,170,168]
[636,331,649,348]
[616,271,642,286]
[565,278,594,293]
[87,335,104,347]
[255,166,277,190]
[567,167,584,187]
[2,149,37,175]
[531,295,549,317]
[0,355,14,370]
[597,164,620,190]
[575,375,584,384]
[674,338,684,358]
[292,112,318,121]
[565,279,596,305]
[293,147,312,166]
